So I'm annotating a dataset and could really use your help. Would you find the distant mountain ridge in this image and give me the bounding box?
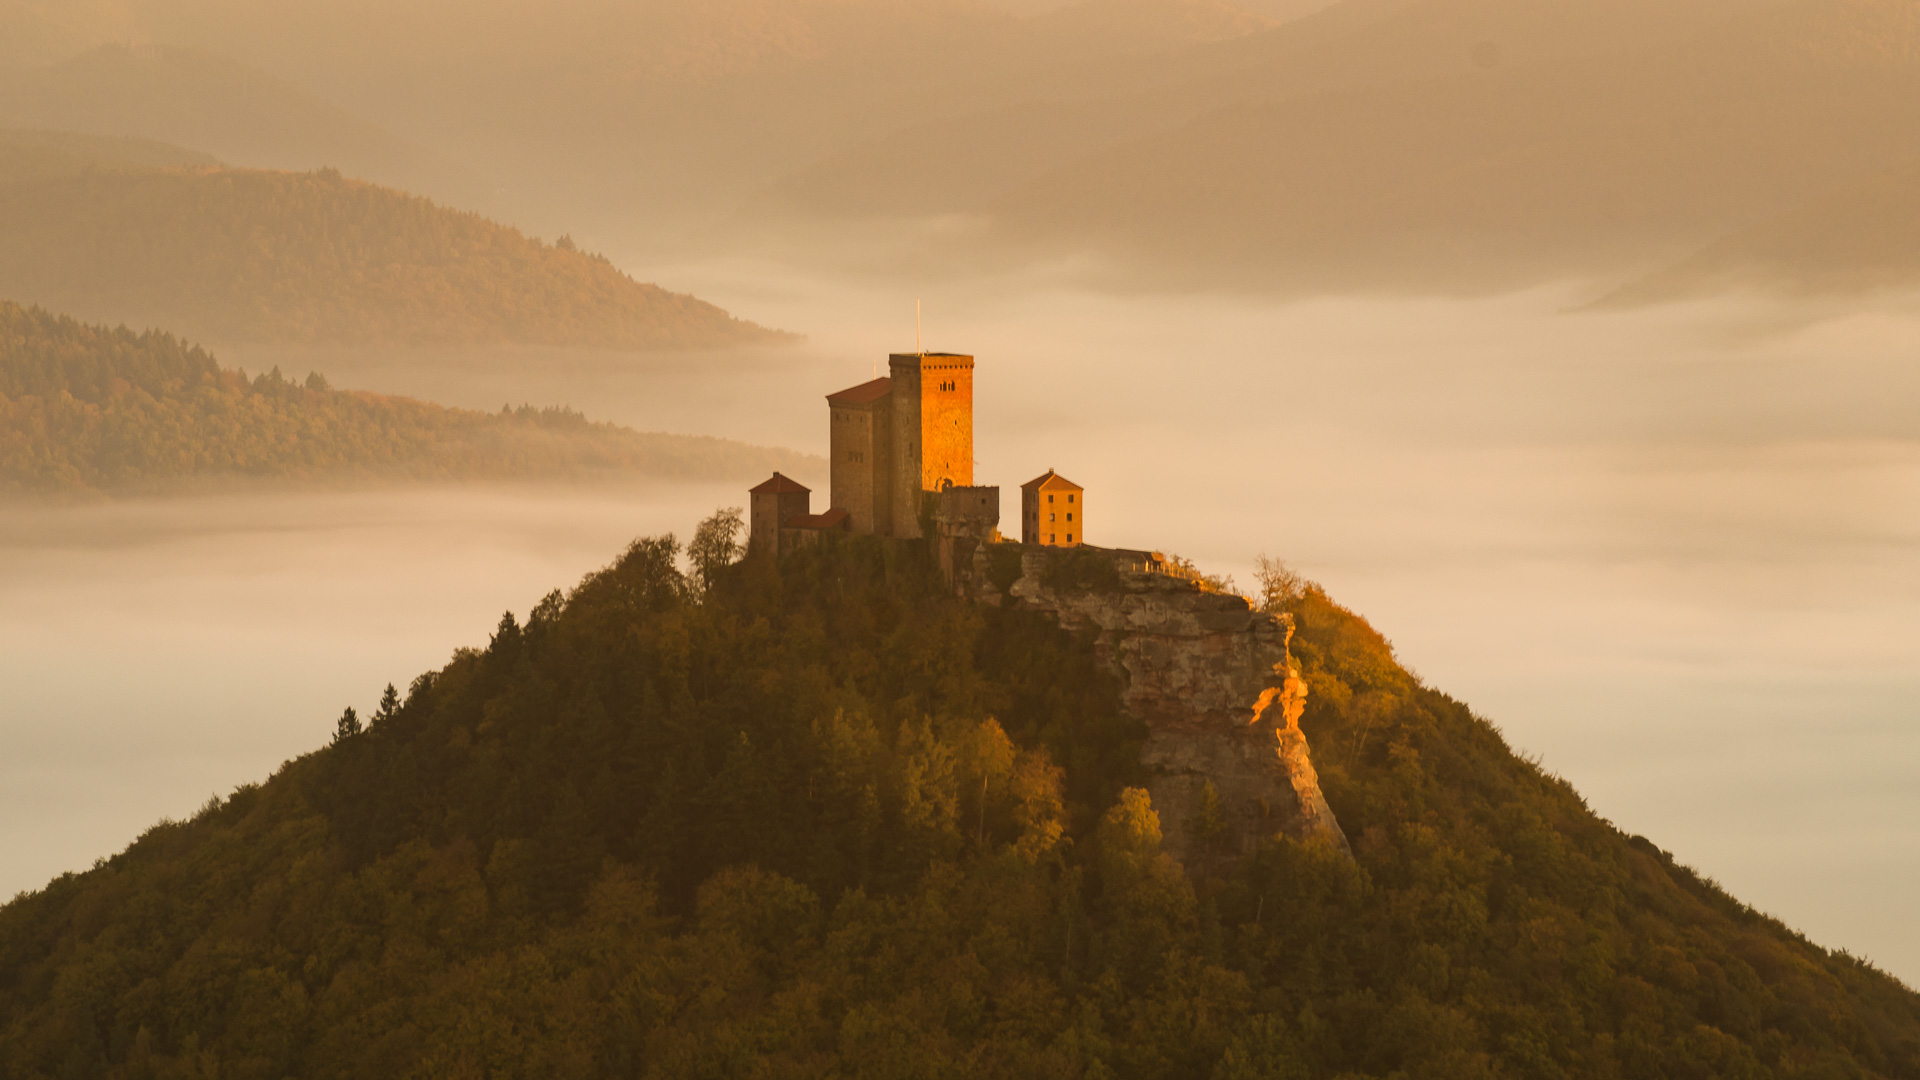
[0,44,465,198]
[10,0,1920,298]
[756,0,1920,292]
[0,139,792,349]
[1600,162,1920,305]
[0,127,215,182]
[0,302,817,495]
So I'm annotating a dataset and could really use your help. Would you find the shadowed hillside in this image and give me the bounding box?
[0,530,1914,1075]
[0,303,816,495]
[0,147,792,349]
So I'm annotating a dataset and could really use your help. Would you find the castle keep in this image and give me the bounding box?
[828,352,979,540]
[759,351,1001,551]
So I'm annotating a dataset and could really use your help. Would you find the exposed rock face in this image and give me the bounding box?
[997,548,1351,873]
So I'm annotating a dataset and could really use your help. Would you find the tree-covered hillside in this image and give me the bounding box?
[1,527,1914,1077]
[0,148,788,349]
[0,303,814,495]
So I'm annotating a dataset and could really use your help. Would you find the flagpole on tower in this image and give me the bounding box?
[916,298,923,357]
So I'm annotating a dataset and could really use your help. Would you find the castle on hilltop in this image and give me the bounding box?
[750,351,1086,561]
[748,352,1350,872]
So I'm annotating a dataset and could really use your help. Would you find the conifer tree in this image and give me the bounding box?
[332,706,361,744]
[372,683,400,727]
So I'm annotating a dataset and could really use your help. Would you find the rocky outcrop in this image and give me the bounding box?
[993,547,1351,873]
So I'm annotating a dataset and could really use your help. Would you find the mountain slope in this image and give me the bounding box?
[0,127,216,183]
[0,303,816,495]
[0,533,1914,1076]
[749,0,1920,291]
[1601,163,1920,305]
[30,0,1287,243]
[0,44,463,197]
[976,0,1920,289]
[0,151,790,349]
[762,0,1769,223]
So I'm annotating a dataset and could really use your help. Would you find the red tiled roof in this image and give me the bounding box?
[784,508,850,530]
[1021,469,1082,491]
[827,377,891,405]
[750,472,810,494]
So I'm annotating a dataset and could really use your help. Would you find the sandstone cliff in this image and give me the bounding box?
[986,547,1351,873]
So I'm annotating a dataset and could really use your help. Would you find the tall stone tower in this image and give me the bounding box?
[887,352,974,539]
[826,376,893,536]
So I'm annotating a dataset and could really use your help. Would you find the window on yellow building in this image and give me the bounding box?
[1066,513,1073,522]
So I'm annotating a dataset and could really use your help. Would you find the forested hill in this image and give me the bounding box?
[0,140,788,349]
[1,528,1916,1076]
[0,303,815,495]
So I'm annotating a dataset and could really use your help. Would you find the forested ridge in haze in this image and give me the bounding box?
[1,531,1915,1077]
[0,140,790,349]
[0,303,816,495]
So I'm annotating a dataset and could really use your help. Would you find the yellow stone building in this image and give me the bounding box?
[1021,470,1084,547]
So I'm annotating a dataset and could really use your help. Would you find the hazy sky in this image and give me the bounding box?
[5,263,1918,986]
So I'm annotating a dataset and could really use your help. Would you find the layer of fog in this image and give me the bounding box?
[0,485,742,899]
[11,267,1920,985]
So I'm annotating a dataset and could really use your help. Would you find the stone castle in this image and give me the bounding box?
[749,351,1084,560]
[747,351,1350,869]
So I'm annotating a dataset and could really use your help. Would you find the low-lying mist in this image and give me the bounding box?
[10,263,1920,983]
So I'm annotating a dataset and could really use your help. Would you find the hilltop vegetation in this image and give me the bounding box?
[0,530,1914,1076]
[0,136,788,349]
[0,303,814,495]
